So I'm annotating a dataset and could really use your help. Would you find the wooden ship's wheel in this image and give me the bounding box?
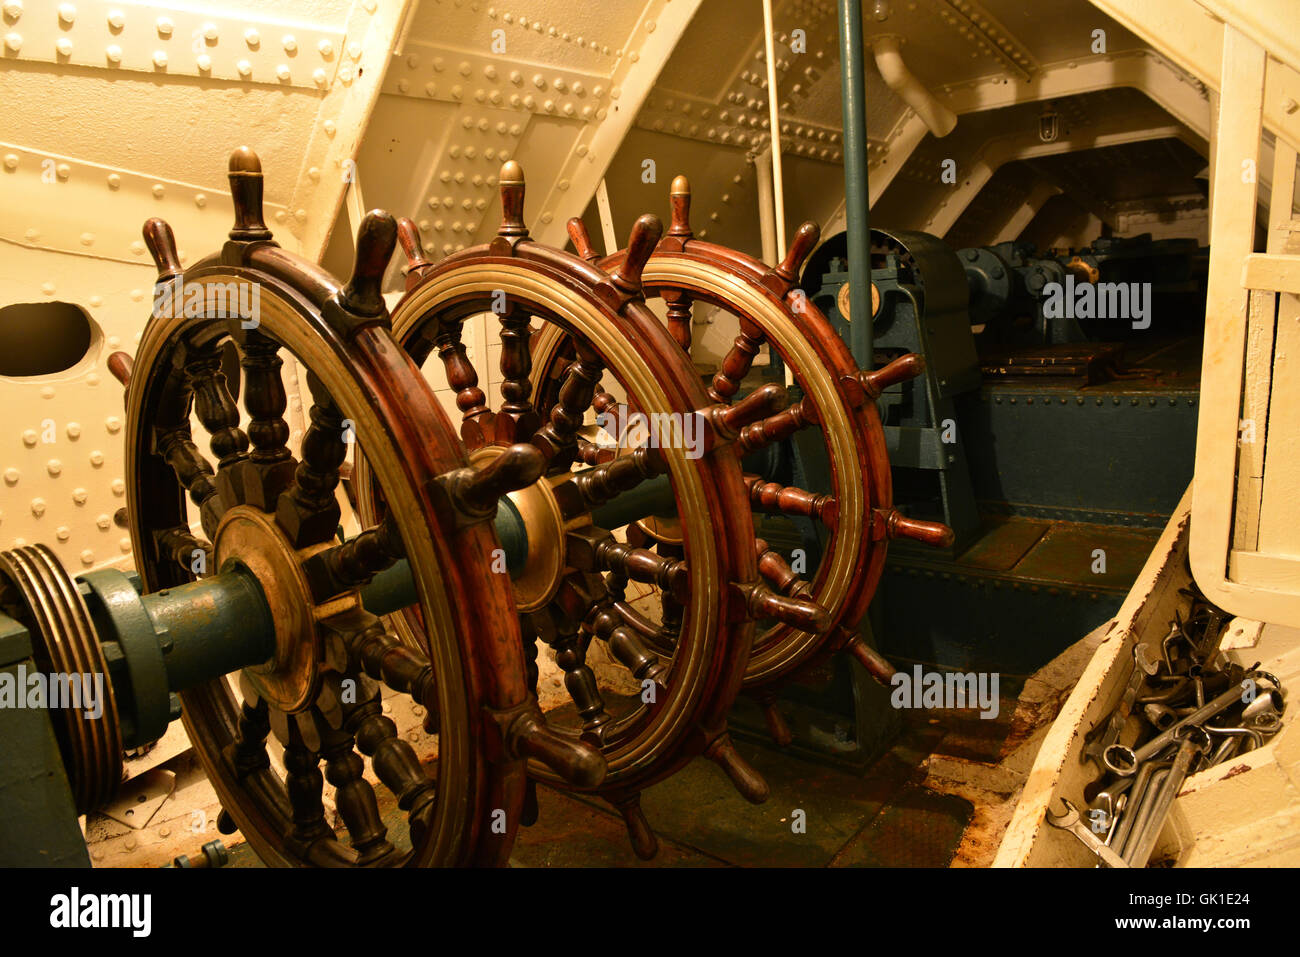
[120,148,598,866]
[555,176,953,745]
[360,163,830,858]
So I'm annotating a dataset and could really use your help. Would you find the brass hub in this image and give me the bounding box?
[213,506,355,714]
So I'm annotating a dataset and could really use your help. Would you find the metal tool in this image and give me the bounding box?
[1046,799,1130,868]
[1103,680,1253,775]
[1084,642,1158,766]
[1121,727,1210,866]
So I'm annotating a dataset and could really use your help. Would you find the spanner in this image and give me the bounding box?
[1046,799,1130,868]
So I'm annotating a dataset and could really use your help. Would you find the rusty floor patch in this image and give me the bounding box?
[829,785,974,867]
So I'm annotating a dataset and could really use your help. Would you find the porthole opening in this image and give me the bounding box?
[0,302,98,378]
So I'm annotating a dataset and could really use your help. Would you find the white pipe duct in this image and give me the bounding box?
[753,147,779,266]
[873,35,958,137]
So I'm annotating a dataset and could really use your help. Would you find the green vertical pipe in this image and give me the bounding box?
[838,0,873,367]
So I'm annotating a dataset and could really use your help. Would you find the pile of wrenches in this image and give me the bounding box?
[1049,590,1286,867]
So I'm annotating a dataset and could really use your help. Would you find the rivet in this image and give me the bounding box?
[91,451,105,468]
[295,209,307,222]
[56,37,72,56]
[244,28,260,47]
[155,16,172,37]
[277,64,291,82]
[282,34,297,54]
[57,3,74,25]
[56,527,70,542]
[323,120,337,136]
[119,538,131,553]
[318,38,334,57]
[110,478,124,495]
[31,498,45,517]
[2,1,21,20]
[80,550,94,566]
[151,183,164,198]
[55,163,70,180]
[21,430,36,447]
[105,44,121,63]
[3,32,21,52]
[2,153,16,170]
[72,487,87,504]
[47,459,61,477]
[197,54,211,71]
[3,469,17,486]
[237,59,252,77]
[202,22,217,41]
[79,232,94,246]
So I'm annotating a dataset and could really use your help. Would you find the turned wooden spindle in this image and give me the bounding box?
[766,220,820,291]
[664,290,694,352]
[704,732,770,804]
[346,623,440,732]
[575,438,615,466]
[318,720,397,865]
[566,216,601,262]
[396,216,432,272]
[532,346,604,460]
[231,695,272,777]
[612,792,658,860]
[341,210,397,317]
[835,626,898,686]
[449,443,544,516]
[755,690,795,748]
[875,507,955,548]
[735,396,814,457]
[347,692,436,818]
[143,218,183,282]
[275,398,347,547]
[227,146,273,242]
[239,332,297,509]
[546,623,612,739]
[709,318,766,403]
[754,538,813,600]
[573,446,667,510]
[594,539,689,603]
[156,525,213,576]
[743,581,830,633]
[107,352,133,389]
[712,382,788,439]
[859,352,926,399]
[186,344,249,473]
[498,160,528,240]
[667,174,693,242]
[157,429,224,539]
[306,514,405,599]
[608,214,663,297]
[508,709,607,788]
[496,307,538,442]
[586,598,669,689]
[744,475,838,528]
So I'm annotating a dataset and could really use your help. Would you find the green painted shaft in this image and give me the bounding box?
[104,476,682,697]
[838,0,873,367]
[139,566,276,693]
